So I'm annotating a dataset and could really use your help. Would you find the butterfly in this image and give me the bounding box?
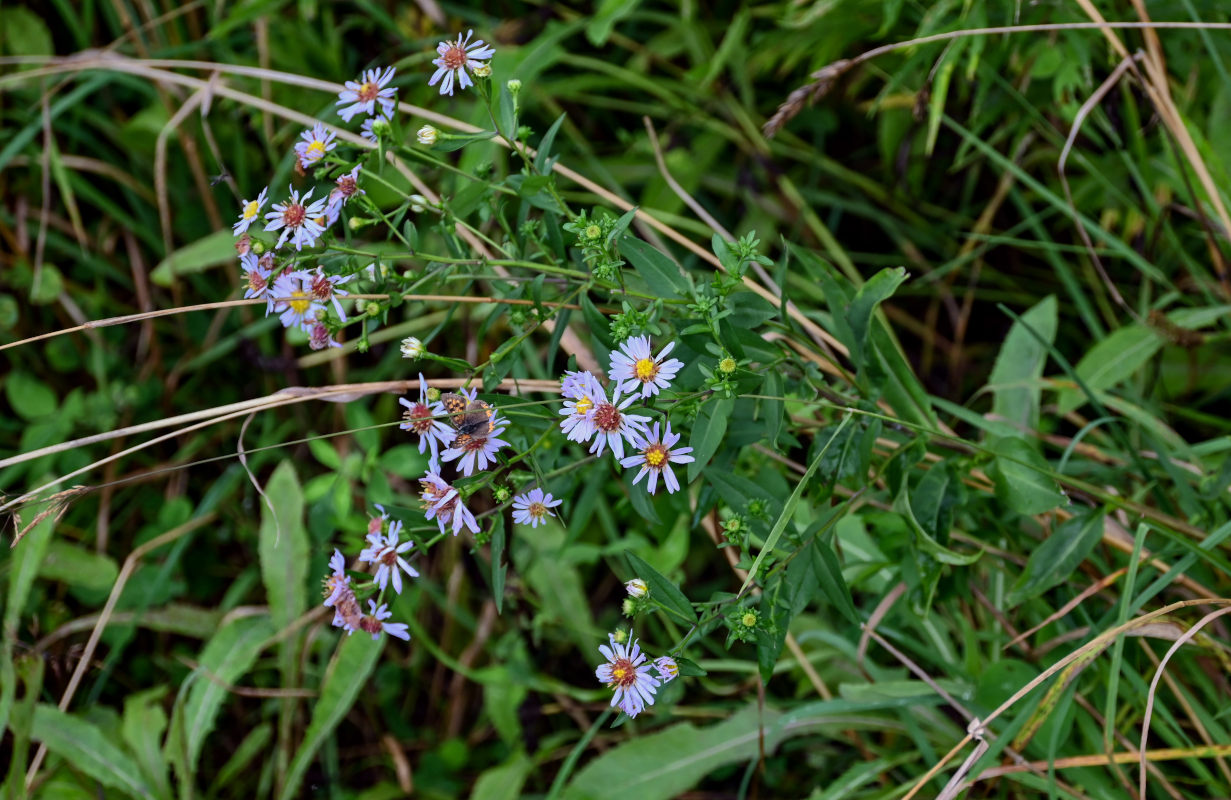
[440,392,496,447]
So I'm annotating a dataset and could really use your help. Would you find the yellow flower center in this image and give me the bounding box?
[289,290,311,315]
[306,141,326,159]
[741,612,757,628]
[243,200,259,220]
[644,443,668,468]
[529,502,546,517]
[574,396,593,416]
[585,224,602,239]
[313,216,327,227]
[609,658,636,687]
[634,357,658,382]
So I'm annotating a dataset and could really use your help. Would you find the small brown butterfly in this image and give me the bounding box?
[440,392,496,446]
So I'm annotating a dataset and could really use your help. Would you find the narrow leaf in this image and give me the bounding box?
[988,436,1064,515]
[620,236,688,298]
[626,552,696,625]
[1008,509,1107,605]
[33,704,154,799]
[687,397,733,484]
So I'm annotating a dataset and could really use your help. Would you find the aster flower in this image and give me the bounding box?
[337,66,397,121]
[417,125,438,145]
[232,186,268,235]
[308,322,340,350]
[511,488,562,528]
[653,656,679,683]
[294,123,337,169]
[400,336,425,359]
[558,371,604,442]
[328,165,364,211]
[610,336,684,398]
[429,30,496,97]
[570,384,650,460]
[239,252,273,312]
[625,578,648,598]
[620,422,695,494]
[360,110,392,142]
[270,270,324,331]
[595,633,660,718]
[264,186,327,250]
[399,374,453,469]
[322,549,362,634]
[439,388,509,476]
[307,267,353,322]
[419,472,480,537]
[359,519,419,594]
[358,600,410,641]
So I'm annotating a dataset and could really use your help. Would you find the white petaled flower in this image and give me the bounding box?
[595,633,660,719]
[399,373,453,467]
[360,110,392,142]
[337,66,398,121]
[558,370,604,442]
[233,186,268,235]
[308,267,353,322]
[619,421,695,494]
[358,519,420,595]
[270,270,324,331]
[359,600,410,641]
[264,186,327,250]
[653,656,679,683]
[322,549,363,634]
[586,385,651,460]
[239,252,273,312]
[417,125,438,145]
[294,123,337,169]
[429,30,496,96]
[323,549,350,608]
[511,488,562,528]
[419,472,480,536]
[400,336,425,359]
[609,336,684,398]
[625,578,648,598]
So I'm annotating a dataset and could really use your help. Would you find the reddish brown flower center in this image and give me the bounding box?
[282,202,306,228]
[380,549,398,566]
[441,44,467,70]
[593,402,621,433]
[247,271,268,293]
[311,273,332,301]
[609,657,636,688]
[357,82,379,102]
[336,176,357,197]
[404,402,434,433]
[528,502,546,518]
[358,616,382,635]
[258,252,275,269]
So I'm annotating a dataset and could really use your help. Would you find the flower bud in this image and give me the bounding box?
[400,336,425,359]
[472,63,492,78]
[417,125,438,146]
[506,79,522,94]
[625,578,648,598]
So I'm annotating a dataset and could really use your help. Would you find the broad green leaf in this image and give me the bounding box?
[150,229,236,287]
[168,615,275,779]
[258,461,307,629]
[562,705,779,800]
[5,371,57,421]
[470,751,531,800]
[2,489,57,734]
[988,436,1064,516]
[122,689,171,799]
[810,536,860,625]
[686,397,733,484]
[1008,509,1106,605]
[846,267,908,373]
[626,552,696,625]
[620,237,688,299]
[32,704,154,799]
[38,540,119,598]
[1056,323,1163,414]
[279,634,384,800]
[989,295,1056,436]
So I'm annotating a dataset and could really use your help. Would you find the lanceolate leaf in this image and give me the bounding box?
[33,704,155,799]
[626,552,696,625]
[1009,509,1107,605]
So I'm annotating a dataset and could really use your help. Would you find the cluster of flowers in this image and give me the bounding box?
[321,507,415,641]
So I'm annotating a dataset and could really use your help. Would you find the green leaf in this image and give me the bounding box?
[562,705,780,800]
[5,371,57,420]
[620,236,689,299]
[279,634,384,800]
[988,295,1057,437]
[762,371,783,446]
[534,113,568,172]
[434,130,498,153]
[988,436,1064,516]
[150,229,236,287]
[491,515,508,614]
[168,616,275,780]
[585,0,643,45]
[32,704,155,799]
[1056,323,1163,414]
[626,552,696,625]
[122,689,171,799]
[38,540,119,598]
[258,461,308,629]
[470,751,531,800]
[1008,509,1106,605]
[809,535,860,625]
[686,397,733,484]
[846,267,908,372]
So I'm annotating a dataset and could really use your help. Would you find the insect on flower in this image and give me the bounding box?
[439,389,509,476]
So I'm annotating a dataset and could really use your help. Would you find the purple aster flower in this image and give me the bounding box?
[270,270,323,331]
[574,384,650,460]
[294,123,337,169]
[308,322,340,350]
[264,185,327,250]
[359,519,419,595]
[511,488,562,528]
[558,371,604,442]
[239,252,273,312]
[337,66,397,121]
[322,549,362,634]
[358,600,410,641]
[619,422,694,494]
[609,336,684,398]
[328,165,364,212]
[232,186,268,235]
[653,656,679,683]
[595,633,660,718]
[360,110,392,142]
[429,30,495,96]
[419,472,479,537]
[307,267,353,322]
[399,374,453,469]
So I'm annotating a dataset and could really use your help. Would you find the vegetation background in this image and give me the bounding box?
[4,1,1231,798]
